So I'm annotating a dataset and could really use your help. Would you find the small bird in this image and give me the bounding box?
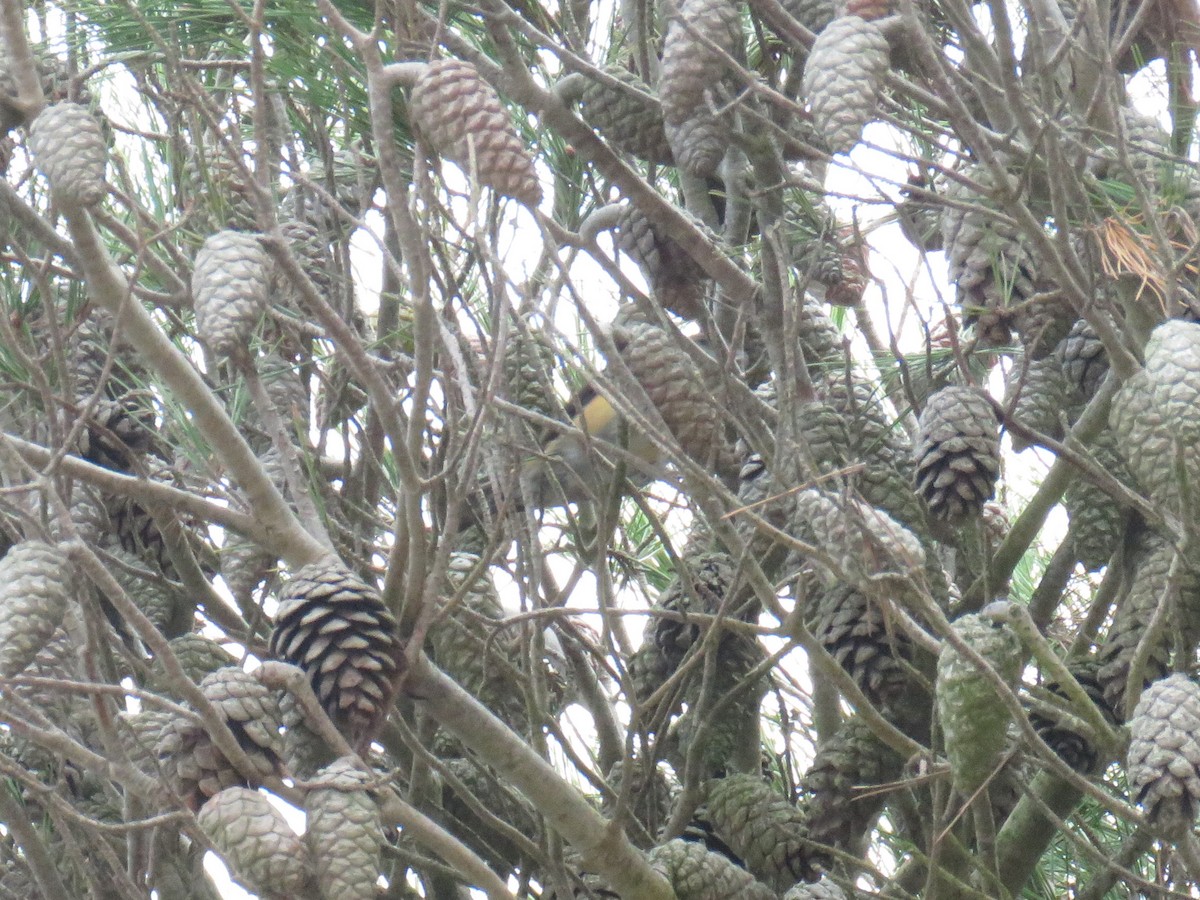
[521,381,664,508]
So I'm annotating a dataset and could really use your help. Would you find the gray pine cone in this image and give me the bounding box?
[1003,354,1068,451]
[1127,673,1200,837]
[802,16,889,155]
[808,582,913,711]
[1109,319,1200,515]
[197,787,313,898]
[192,230,270,359]
[913,385,1000,525]
[648,838,777,900]
[306,757,383,899]
[705,773,811,891]
[0,541,71,678]
[28,102,106,206]
[614,203,708,320]
[577,67,673,164]
[798,715,903,876]
[1057,319,1108,407]
[936,606,1023,795]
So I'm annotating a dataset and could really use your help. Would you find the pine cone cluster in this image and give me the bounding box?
[156,666,283,809]
[657,0,742,175]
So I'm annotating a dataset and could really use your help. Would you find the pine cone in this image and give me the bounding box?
[936,606,1023,795]
[184,143,258,232]
[781,0,836,33]
[67,308,149,403]
[1109,319,1200,514]
[940,164,1036,345]
[1012,294,1075,360]
[628,640,678,727]
[1064,430,1129,571]
[615,317,729,467]
[1127,673,1200,837]
[74,396,159,472]
[1029,658,1117,775]
[116,709,173,779]
[197,787,312,898]
[409,58,541,205]
[502,320,559,423]
[0,541,71,678]
[270,218,334,305]
[802,16,889,155]
[783,880,849,900]
[577,67,673,164]
[705,773,811,891]
[651,551,739,666]
[102,547,191,638]
[614,203,708,320]
[306,757,382,899]
[152,633,236,695]
[192,230,270,359]
[1,49,90,133]
[279,691,335,779]
[220,533,276,606]
[1091,108,1169,193]
[156,666,283,809]
[1003,354,1068,451]
[791,489,925,584]
[427,553,527,730]
[798,715,903,875]
[664,113,727,177]
[280,145,376,242]
[808,582,913,711]
[658,0,741,137]
[795,291,847,374]
[602,758,676,843]
[28,102,106,207]
[913,385,1000,525]
[815,371,911,467]
[1057,319,1108,407]
[648,838,777,900]
[268,558,405,745]
[1096,533,1200,718]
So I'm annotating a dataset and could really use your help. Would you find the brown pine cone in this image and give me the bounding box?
[409,59,541,205]
[269,558,405,746]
